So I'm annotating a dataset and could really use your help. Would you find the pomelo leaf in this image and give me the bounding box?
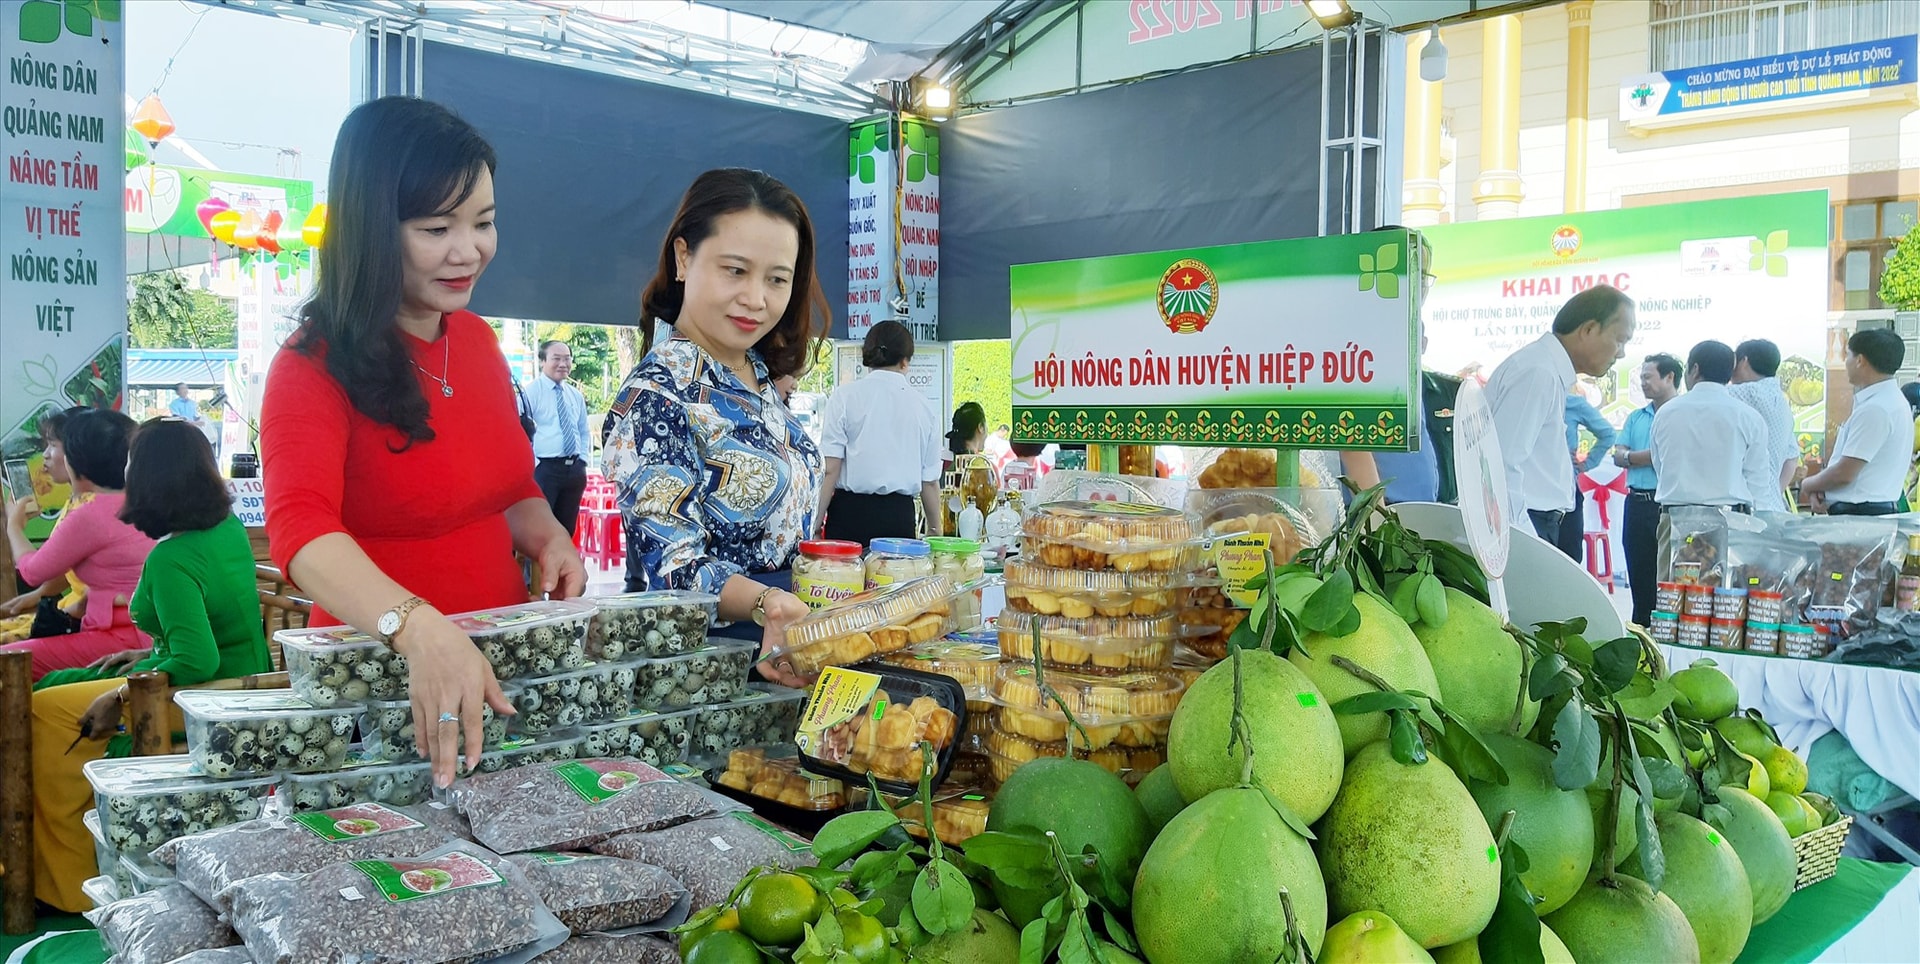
[1058,915,1100,964]
[1389,575,1421,624]
[1327,603,1362,638]
[911,859,975,935]
[1550,700,1601,790]
[962,831,1055,891]
[848,850,902,891]
[1431,703,1509,786]
[1623,727,1667,891]
[810,911,845,947]
[1414,572,1449,627]
[1096,903,1139,952]
[1330,691,1421,716]
[1020,918,1050,964]
[1478,858,1546,964]
[1300,570,1355,632]
[1529,652,1570,701]
[1591,637,1641,694]
[813,810,903,868]
[1388,709,1429,765]
[1256,785,1318,841]
[1639,755,1689,801]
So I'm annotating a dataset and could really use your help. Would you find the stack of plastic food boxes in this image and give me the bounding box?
[987,501,1207,788]
[82,754,276,902]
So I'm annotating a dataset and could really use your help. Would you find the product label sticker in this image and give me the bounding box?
[353,852,503,903]
[1213,534,1274,608]
[554,760,668,804]
[1296,693,1319,708]
[1486,845,1499,864]
[794,666,884,759]
[294,802,423,843]
[794,571,865,610]
[710,837,733,852]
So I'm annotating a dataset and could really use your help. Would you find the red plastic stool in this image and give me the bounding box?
[587,509,623,571]
[1583,532,1613,592]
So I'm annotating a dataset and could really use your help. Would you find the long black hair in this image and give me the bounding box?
[294,96,497,445]
[639,168,827,379]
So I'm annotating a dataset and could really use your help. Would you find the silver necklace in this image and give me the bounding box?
[414,336,453,397]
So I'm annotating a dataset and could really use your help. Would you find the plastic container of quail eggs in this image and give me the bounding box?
[686,683,807,764]
[81,874,119,910]
[631,638,758,712]
[276,625,411,707]
[358,699,509,764]
[501,661,640,735]
[120,851,177,896]
[448,599,597,682]
[279,757,435,813]
[471,731,584,775]
[575,707,699,770]
[584,589,720,662]
[84,755,278,858]
[175,690,360,777]
[84,809,131,896]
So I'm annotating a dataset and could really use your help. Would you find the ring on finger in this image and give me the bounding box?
[437,711,460,724]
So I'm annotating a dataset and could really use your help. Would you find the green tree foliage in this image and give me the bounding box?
[1879,222,1920,311]
[952,339,1011,430]
[127,273,237,349]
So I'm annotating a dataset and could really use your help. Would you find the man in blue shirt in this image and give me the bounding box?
[1611,353,1682,625]
[1556,390,1618,561]
[166,383,203,426]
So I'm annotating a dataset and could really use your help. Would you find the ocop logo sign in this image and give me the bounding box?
[1157,258,1218,334]
[1551,225,1582,259]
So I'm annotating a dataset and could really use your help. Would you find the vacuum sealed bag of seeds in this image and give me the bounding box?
[448,757,739,853]
[153,802,460,911]
[501,852,687,932]
[84,882,237,964]
[591,811,817,908]
[532,932,679,963]
[220,840,567,964]
[163,948,257,964]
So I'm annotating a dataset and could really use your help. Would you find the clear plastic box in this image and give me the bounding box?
[713,750,847,812]
[795,665,967,794]
[84,755,278,857]
[85,809,173,896]
[995,610,1181,673]
[503,662,640,734]
[879,640,1001,699]
[175,690,359,776]
[276,625,409,706]
[472,732,584,774]
[81,875,118,910]
[990,664,1185,722]
[983,723,1164,788]
[359,699,508,764]
[992,705,1171,750]
[776,576,959,674]
[1002,558,1196,618]
[584,589,719,662]
[632,639,757,712]
[121,852,175,895]
[280,758,434,813]
[688,684,806,762]
[447,599,596,681]
[1021,501,1202,572]
[575,708,698,769]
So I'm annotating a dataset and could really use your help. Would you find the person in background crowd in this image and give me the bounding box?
[0,410,154,679]
[0,409,89,644]
[1728,339,1800,512]
[602,168,826,689]
[1801,328,1914,516]
[815,320,943,545]
[522,339,591,537]
[1653,341,1770,514]
[1001,442,1052,491]
[1613,353,1683,625]
[30,419,272,911]
[1486,285,1636,541]
[984,423,1012,469]
[772,373,799,406]
[944,402,988,469]
[1557,389,1618,562]
[167,383,205,430]
[262,97,586,788]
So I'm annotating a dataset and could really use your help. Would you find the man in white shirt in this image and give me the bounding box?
[523,339,592,536]
[1486,284,1636,541]
[1652,341,1771,513]
[817,321,944,544]
[1801,328,1914,515]
[1727,339,1800,512]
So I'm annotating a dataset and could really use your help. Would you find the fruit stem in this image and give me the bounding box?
[1508,628,1533,736]
[1043,831,1090,915]
[1600,709,1627,885]
[1492,809,1516,850]
[1276,886,1310,964]
[1229,644,1257,786]
[1329,654,1396,695]
[916,741,943,862]
[1030,617,1092,758]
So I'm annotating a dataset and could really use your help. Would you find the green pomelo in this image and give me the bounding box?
[1670,663,1740,722]
[1586,784,1641,873]
[1706,787,1796,925]
[1134,787,1328,962]
[1320,910,1435,963]
[1764,791,1812,837]
[1289,594,1442,757]
[910,908,1021,963]
[1467,734,1594,914]
[1318,742,1499,948]
[986,758,1150,926]
[1542,875,1699,964]
[1714,716,1778,759]
[1133,765,1188,838]
[1431,922,1575,964]
[1168,649,1344,821]
[1619,812,1752,964]
[1411,588,1538,736]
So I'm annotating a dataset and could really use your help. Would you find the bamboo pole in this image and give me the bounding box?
[126,671,172,757]
[0,650,34,934]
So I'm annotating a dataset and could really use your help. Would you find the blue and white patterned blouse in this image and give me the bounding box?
[603,338,821,594]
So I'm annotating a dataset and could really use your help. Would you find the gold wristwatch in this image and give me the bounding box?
[750,586,776,626]
[377,595,429,644]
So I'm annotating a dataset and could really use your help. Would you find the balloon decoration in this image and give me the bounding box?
[209,209,241,244]
[275,222,308,253]
[301,204,327,249]
[131,94,175,145]
[256,211,284,254]
[124,128,149,171]
[195,197,230,234]
[233,210,263,250]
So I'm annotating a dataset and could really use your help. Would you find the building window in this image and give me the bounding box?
[1651,0,1920,71]
[1835,198,1919,311]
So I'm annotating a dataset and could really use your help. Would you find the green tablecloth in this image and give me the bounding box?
[1735,857,1913,964]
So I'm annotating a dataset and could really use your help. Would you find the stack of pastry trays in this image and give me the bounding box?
[984,663,1182,788]
[775,575,965,675]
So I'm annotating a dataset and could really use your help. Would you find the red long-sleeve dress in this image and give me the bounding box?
[261,310,541,625]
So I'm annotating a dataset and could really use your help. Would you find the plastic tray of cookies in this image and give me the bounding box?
[1179,602,1247,660]
[849,781,991,847]
[446,599,596,681]
[775,576,960,674]
[995,610,1182,673]
[795,665,967,795]
[84,756,278,857]
[1020,501,1203,572]
[276,625,409,706]
[632,639,757,712]
[583,589,720,662]
[982,724,1165,788]
[878,640,1001,699]
[712,750,846,813]
[991,705,1171,750]
[989,664,1185,724]
[1001,558,1203,619]
[175,691,360,777]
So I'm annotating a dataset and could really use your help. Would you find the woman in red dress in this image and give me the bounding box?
[262,97,585,788]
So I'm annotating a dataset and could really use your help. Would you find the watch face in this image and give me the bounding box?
[378,611,401,637]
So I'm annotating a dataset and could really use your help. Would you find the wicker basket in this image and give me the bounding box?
[1791,815,1853,890]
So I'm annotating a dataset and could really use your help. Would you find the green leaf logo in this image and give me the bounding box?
[1358,243,1401,299]
[18,0,116,44]
[1748,230,1789,277]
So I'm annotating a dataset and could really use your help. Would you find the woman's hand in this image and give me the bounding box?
[76,687,124,744]
[756,589,813,689]
[392,609,516,788]
[532,533,587,600]
[4,495,36,529]
[0,592,36,617]
[88,648,148,674]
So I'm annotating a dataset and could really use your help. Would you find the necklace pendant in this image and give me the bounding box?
[442,384,454,397]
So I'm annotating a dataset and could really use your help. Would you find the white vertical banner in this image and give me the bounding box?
[846,115,893,339]
[225,260,307,459]
[896,116,939,338]
[0,0,127,509]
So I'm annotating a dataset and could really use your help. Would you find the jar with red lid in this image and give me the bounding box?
[794,539,865,610]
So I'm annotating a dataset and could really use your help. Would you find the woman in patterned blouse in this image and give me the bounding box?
[604,169,827,687]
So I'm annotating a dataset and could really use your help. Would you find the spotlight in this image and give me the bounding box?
[1420,24,1448,82]
[923,85,952,111]
[1307,0,1357,29]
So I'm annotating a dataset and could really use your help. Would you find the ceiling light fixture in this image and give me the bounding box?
[1420,24,1448,82]
[1307,0,1357,29]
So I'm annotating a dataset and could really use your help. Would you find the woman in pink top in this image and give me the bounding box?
[2,410,153,679]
